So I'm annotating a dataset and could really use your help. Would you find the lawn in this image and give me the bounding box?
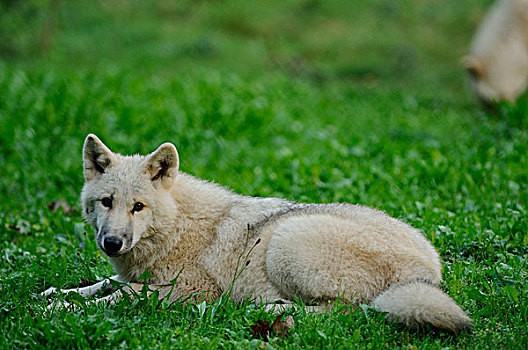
[0,0,527,348]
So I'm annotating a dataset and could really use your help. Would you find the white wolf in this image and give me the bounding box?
[463,0,528,104]
[43,134,473,334]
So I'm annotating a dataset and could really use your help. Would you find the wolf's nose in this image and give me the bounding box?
[103,236,123,253]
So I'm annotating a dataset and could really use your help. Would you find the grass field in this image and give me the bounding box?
[1,0,527,348]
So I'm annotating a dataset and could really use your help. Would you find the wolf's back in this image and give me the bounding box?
[371,280,473,333]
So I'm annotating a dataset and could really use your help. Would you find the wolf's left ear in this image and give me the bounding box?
[461,55,486,78]
[83,134,117,181]
[144,143,179,190]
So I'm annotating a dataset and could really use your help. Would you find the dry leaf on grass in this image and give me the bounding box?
[271,313,294,338]
[48,201,72,214]
[250,319,271,341]
[250,313,295,342]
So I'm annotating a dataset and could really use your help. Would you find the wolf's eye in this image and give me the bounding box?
[101,197,112,208]
[132,202,144,212]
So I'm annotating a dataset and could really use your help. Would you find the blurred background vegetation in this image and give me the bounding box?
[0,0,491,100]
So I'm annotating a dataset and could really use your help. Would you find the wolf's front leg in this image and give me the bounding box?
[42,275,123,312]
[127,266,222,304]
[90,278,221,307]
[41,275,122,298]
[146,273,221,304]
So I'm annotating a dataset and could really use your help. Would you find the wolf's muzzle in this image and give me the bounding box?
[103,236,123,254]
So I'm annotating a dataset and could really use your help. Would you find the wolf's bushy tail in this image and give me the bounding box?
[371,280,473,334]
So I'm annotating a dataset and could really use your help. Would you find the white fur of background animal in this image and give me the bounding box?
[463,0,528,103]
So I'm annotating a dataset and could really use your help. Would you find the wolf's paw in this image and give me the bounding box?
[40,286,80,315]
[41,286,58,297]
[45,300,74,314]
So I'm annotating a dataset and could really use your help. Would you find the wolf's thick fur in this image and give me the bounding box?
[464,0,528,103]
[44,134,472,334]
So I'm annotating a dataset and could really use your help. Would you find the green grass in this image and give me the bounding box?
[1,0,527,348]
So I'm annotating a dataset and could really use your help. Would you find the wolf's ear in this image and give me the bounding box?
[83,134,117,181]
[461,55,486,78]
[144,143,179,190]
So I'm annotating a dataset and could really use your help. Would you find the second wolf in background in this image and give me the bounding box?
[464,0,528,104]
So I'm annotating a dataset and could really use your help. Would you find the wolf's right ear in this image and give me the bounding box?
[461,55,486,79]
[83,134,117,181]
[144,143,179,190]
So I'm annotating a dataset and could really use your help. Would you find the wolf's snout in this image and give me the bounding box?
[103,236,123,254]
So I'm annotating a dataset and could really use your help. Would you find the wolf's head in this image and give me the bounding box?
[81,134,179,257]
[462,53,528,105]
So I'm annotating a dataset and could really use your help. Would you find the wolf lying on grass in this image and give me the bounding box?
[43,134,473,334]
